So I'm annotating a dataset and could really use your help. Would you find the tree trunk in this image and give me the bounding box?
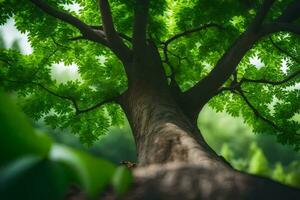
[114,49,300,199]
[117,81,300,200]
[120,81,221,166]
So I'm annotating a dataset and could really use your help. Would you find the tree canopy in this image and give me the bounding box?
[0,0,299,148]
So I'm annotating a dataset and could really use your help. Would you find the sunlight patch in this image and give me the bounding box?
[249,54,264,69]
[63,3,82,14]
[281,59,288,74]
[51,62,82,84]
[0,18,33,54]
[97,55,107,66]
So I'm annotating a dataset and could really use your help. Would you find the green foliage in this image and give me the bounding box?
[248,143,269,176]
[0,90,132,199]
[0,157,70,200]
[0,89,52,165]
[219,141,300,188]
[112,166,133,196]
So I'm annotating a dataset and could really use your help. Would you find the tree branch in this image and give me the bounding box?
[241,70,300,86]
[217,83,284,133]
[76,96,116,114]
[97,0,131,62]
[89,25,132,42]
[132,0,150,55]
[180,0,300,118]
[2,78,80,113]
[161,23,223,90]
[277,0,300,23]
[1,78,118,115]
[237,89,282,132]
[260,22,300,36]
[29,0,108,45]
[162,45,176,82]
[36,82,119,115]
[248,0,275,31]
[98,0,117,41]
[269,37,300,63]
[163,23,224,47]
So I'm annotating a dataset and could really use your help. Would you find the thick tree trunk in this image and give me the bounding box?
[120,81,222,166]
[117,82,300,199]
[65,46,300,200]
[114,48,300,199]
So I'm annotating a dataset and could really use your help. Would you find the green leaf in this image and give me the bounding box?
[0,89,52,165]
[49,144,116,197]
[0,157,70,200]
[111,166,133,197]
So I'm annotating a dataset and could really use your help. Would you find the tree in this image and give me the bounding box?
[1,0,300,199]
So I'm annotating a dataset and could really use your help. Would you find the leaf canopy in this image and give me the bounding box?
[0,0,299,148]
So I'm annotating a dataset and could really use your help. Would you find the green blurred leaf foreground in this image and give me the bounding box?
[0,90,132,200]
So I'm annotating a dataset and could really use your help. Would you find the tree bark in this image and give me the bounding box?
[114,48,300,200]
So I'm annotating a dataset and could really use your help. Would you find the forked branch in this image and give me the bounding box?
[217,83,284,133]
[98,0,131,61]
[2,78,119,115]
[181,0,300,118]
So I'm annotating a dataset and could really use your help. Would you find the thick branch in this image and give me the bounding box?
[98,0,131,61]
[89,25,132,42]
[99,0,116,40]
[29,0,107,45]
[162,45,176,81]
[277,0,300,23]
[249,0,275,31]
[261,22,300,36]
[132,0,150,55]
[181,0,300,118]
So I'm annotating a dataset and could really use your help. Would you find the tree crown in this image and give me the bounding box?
[0,0,299,148]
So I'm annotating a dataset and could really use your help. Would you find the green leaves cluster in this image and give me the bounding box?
[209,32,300,149]
[1,0,130,145]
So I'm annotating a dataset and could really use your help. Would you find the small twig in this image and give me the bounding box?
[237,89,282,132]
[2,78,118,115]
[163,23,224,47]
[269,36,300,63]
[241,70,300,86]
[68,35,86,41]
